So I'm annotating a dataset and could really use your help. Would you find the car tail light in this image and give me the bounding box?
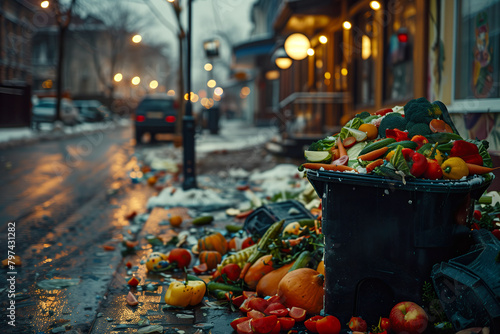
[136,115,145,122]
[165,115,176,123]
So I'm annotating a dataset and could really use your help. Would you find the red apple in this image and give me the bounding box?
[389,301,428,334]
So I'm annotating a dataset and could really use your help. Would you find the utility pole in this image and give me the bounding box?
[182,0,197,190]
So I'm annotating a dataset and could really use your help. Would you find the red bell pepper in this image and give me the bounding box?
[410,135,429,150]
[423,158,443,179]
[385,128,409,142]
[449,140,483,165]
[409,152,428,177]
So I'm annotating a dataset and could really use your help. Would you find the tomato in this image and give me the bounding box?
[127,276,140,287]
[288,307,306,322]
[232,295,246,308]
[167,248,191,269]
[192,262,208,274]
[304,315,324,333]
[266,295,282,304]
[248,297,269,313]
[231,317,250,331]
[268,308,288,317]
[248,309,265,319]
[269,320,281,334]
[221,263,241,282]
[316,315,341,334]
[380,317,391,331]
[243,291,258,299]
[264,302,286,314]
[239,298,253,313]
[251,315,278,334]
[278,317,295,331]
[348,316,367,332]
[374,108,393,116]
[343,136,357,149]
[236,319,253,334]
[241,237,256,249]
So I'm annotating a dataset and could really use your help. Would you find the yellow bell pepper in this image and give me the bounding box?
[434,149,445,165]
[164,280,206,307]
[441,157,469,180]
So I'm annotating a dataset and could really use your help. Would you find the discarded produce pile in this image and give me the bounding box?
[300,98,498,183]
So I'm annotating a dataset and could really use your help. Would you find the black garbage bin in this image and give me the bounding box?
[306,170,491,324]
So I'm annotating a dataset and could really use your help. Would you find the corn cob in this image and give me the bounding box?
[217,244,258,270]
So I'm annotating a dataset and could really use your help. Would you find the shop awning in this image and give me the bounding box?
[233,36,276,61]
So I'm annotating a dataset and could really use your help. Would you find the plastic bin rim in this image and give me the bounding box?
[306,169,491,193]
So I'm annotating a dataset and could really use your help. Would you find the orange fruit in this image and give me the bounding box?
[358,123,378,140]
[169,215,183,227]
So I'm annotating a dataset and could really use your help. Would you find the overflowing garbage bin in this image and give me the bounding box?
[306,170,491,324]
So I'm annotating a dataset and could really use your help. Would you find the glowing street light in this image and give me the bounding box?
[114,73,123,82]
[40,1,49,8]
[343,21,352,30]
[149,80,159,89]
[319,35,328,44]
[132,34,142,43]
[284,33,310,60]
[131,76,141,85]
[370,1,381,10]
[207,79,216,88]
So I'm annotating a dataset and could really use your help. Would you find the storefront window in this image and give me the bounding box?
[353,11,376,107]
[455,0,499,100]
[384,0,416,103]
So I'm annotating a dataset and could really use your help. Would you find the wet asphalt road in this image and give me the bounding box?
[0,125,157,333]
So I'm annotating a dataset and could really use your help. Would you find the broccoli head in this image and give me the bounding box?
[404,97,441,124]
[407,122,432,138]
[355,111,371,119]
[378,114,408,137]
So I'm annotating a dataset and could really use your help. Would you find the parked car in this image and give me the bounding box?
[73,100,110,122]
[31,97,80,128]
[134,94,178,143]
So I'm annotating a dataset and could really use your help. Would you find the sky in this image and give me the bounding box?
[126,0,258,95]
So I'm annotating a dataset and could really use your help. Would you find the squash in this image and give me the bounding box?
[277,268,324,314]
[199,250,222,270]
[316,260,325,275]
[198,232,228,255]
[244,254,274,290]
[256,262,294,297]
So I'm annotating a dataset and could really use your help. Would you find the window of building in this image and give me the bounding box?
[383,0,416,103]
[454,0,499,102]
[353,10,377,107]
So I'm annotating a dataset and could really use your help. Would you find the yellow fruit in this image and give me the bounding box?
[169,215,183,227]
[316,260,325,275]
[358,123,378,140]
[147,176,157,186]
[145,252,168,271]
[283,222,301,236]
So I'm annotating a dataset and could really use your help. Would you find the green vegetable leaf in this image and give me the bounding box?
[390,145,413,177]
[339,118,363,140]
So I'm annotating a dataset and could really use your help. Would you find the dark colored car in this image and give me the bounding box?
[134,94,178,143]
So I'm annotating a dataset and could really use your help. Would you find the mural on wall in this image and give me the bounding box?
[472,12,494,98]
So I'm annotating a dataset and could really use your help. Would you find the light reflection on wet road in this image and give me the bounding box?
[0,125,156,332]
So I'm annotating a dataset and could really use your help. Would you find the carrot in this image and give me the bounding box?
[301,163,355,172]
[357,146,389,161]
[337,137,347,157]
[465,163,500,175]
[365,159,384,173]
[429,119,453,133]
[240,262,252,280]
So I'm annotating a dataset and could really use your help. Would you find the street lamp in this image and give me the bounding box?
[272,47,292,70]
[132,34,142,43]
[284,33,310,60]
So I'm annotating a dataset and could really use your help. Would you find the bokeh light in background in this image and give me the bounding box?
[114,73,123,82]
[204,63,213,71]
[149,80,158,89]
[132,34,142,43]
[131,76,140,85]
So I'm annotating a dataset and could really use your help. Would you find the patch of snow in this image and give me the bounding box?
[147,186,234,210]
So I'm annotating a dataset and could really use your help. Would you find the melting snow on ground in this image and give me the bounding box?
[147,186,234,210]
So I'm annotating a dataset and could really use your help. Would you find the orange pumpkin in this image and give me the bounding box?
[198,232,228,255]
[277,268,324,314]
[256,262,294,297]
[199,250,222,270]
[244,254,274,290]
